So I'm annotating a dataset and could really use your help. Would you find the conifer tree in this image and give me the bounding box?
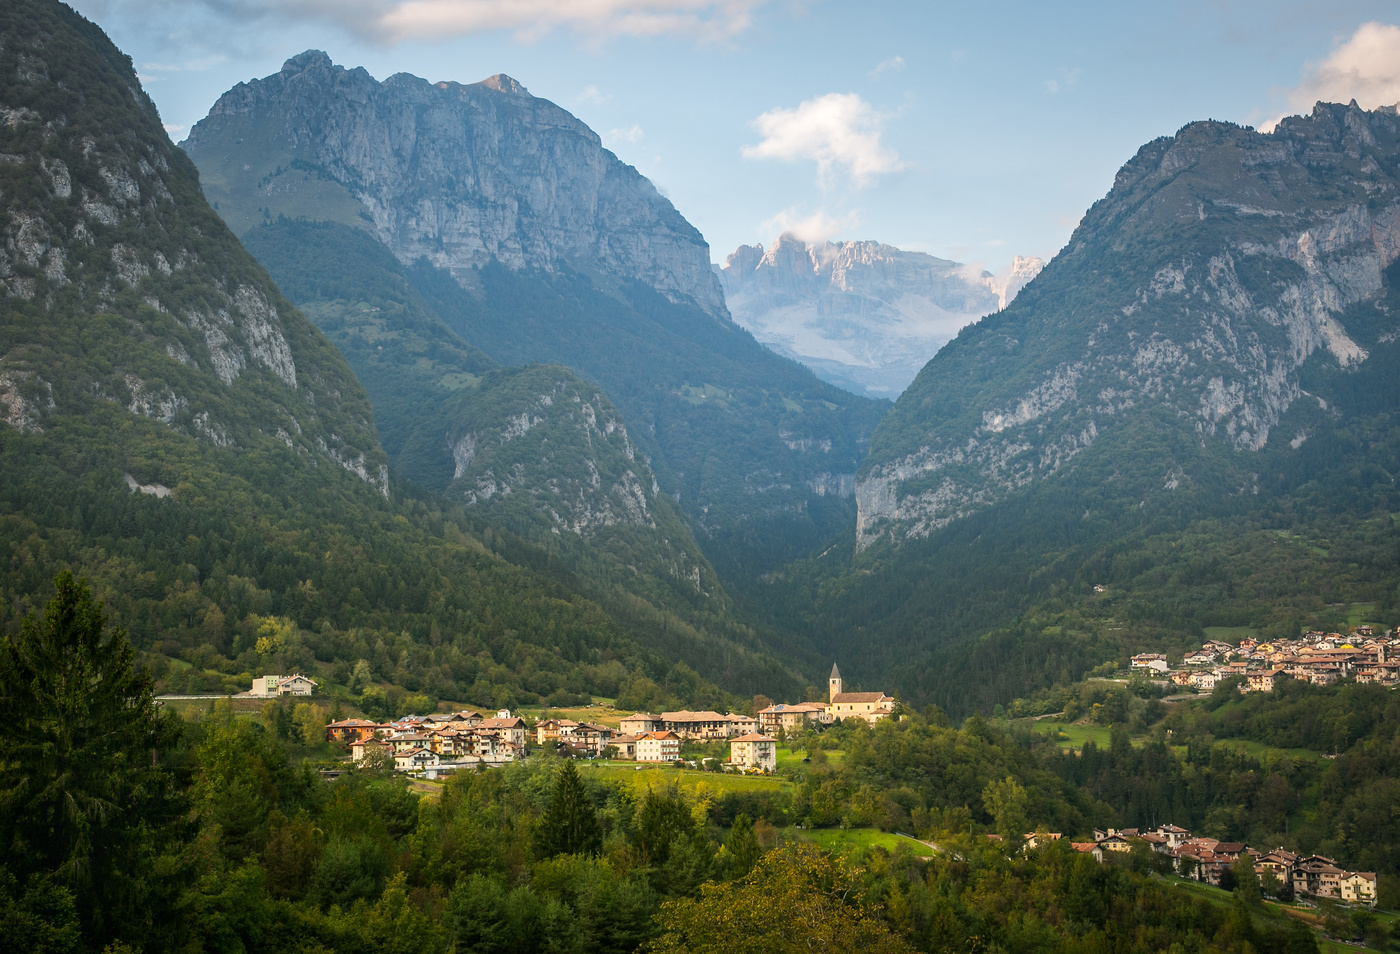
[535,760,601,858]
[0,570,179,945]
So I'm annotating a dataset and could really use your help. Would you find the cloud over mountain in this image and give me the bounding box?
[1265,21,1400,130]
[742,92,903,189]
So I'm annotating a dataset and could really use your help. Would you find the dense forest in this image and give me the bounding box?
[5,572,1397,953]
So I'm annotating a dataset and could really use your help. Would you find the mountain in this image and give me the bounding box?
[858,104,1400,551]
[0,0,798,708]
[183,52,724,318]
[746,103,1400,710]
[719,233,1043,398]
[184,53,888,579]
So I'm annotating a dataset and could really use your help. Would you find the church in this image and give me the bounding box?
[824,664,896,725]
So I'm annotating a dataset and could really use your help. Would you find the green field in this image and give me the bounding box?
[1029,720,1116,751]
[582,762,788,793]
[517,704,624,728]
[775,746,845,770]
[797,828,935,857]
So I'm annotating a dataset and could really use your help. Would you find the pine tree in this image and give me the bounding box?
[0,570,178,945]
[535,760,601,858]
[721,813,762,879]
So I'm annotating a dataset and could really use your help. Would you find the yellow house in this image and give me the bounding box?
[1341,872,1378,906]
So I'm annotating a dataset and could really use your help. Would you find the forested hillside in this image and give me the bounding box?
[738,106,1400,711]
[0,0,797,708]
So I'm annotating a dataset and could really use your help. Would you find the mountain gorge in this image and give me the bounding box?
[720,233,1043,398]
[185,52,887,580]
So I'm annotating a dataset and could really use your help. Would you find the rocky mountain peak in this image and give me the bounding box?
[719,233,1033,398]
[183,53,727,318]
[476,73,529,95]
[280,49,335,75]
[855,100,1400,550]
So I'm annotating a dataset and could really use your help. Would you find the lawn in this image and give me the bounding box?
[797,828,935,857]
[1214,737,1321,761]
[775,746,845,770]
[1029,720,1116,751]
[158,695,268,718]
[1345,603,1380,630]
[516,705,624,728]
[582,762,788,794]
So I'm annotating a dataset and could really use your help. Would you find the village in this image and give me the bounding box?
[1127,625,1400,692]
[1037,825,1380,907]
[307,663,894,779]
[253,655,1385,909]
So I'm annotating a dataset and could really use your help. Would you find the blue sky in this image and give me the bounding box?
[72,0,1400,274]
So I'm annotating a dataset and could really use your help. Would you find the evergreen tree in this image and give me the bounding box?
[721,814,762,879]
[0,570,179,946]
[535,761,601,858]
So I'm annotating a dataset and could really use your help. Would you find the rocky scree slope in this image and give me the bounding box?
[182,51,724,317]
[0,11,385,491]
[186,54,887,580]
[857,103,1400,551]
[720,233,1042,399]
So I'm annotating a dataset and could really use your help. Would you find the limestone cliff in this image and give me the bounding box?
[183,51,725,318]
[857,103,1400,550]
[0,11,385,491]
[719,234,1042,398]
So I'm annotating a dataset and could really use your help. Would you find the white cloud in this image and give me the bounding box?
[869,55,904,77]
[155,0,771,44]
[759,207,860,244]
[606,124,645,144]
[1264,22,1400,130]
[1043,67,1080,95]
[576,84,611,105]
[163,123,186,134]
[742,92,903,189]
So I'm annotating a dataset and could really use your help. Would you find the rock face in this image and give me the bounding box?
[442,364,714,593]
[183,51,725,318]
[0,8,385,491]
[719,234,1042,398]
[857,103,1400,550]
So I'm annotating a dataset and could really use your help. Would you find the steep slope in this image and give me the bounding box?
[184,54,887,579]
[859,104,1400,551]
[239,218,743,633]
[184,51,723,318]
[746,103,1400,706]
[719,233,1043,398]
[0,0,798,705]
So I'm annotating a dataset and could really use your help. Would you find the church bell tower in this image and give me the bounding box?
[829,663,843,702]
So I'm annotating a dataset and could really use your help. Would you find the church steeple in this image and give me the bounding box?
[829,663,842,702]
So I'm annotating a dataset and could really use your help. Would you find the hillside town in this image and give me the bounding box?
[323,662,895,779]
[1052,824,1379,906]
[1127,626,1400,691]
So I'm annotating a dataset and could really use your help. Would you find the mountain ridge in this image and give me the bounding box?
[719,233,1043,398]
[856,103,1400,551]
[183,50,726,319]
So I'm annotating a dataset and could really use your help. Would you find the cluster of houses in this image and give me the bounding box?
[1128,626,1400,692]
[326,709,529,778]
[754,664,897,731]
[1056,825,1377,906]
[323,662,890,778]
